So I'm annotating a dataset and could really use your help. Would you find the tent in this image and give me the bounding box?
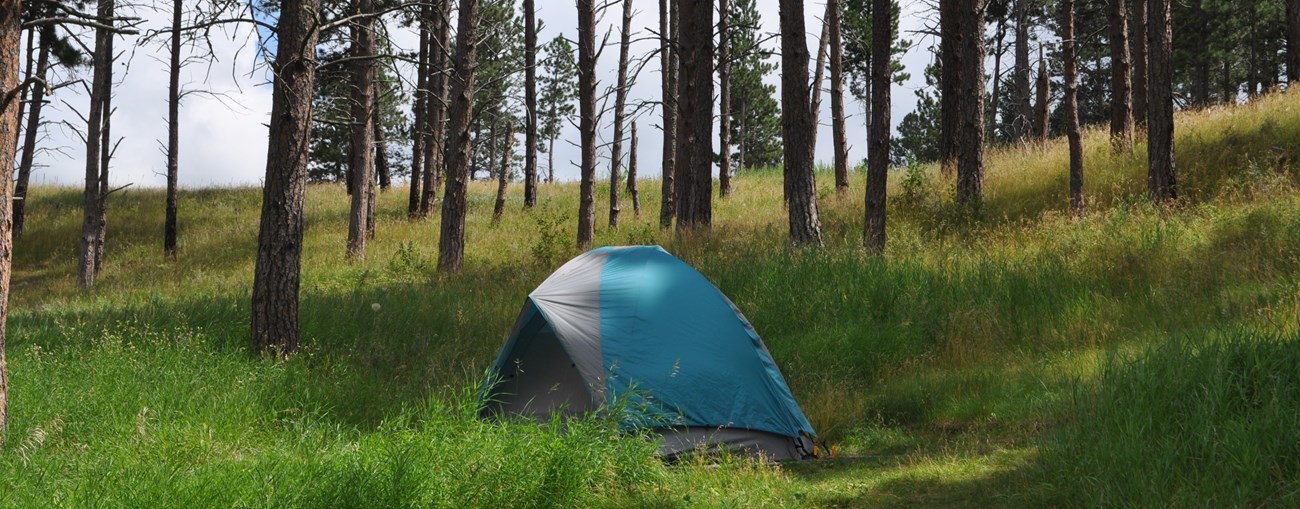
[481,246,816,461]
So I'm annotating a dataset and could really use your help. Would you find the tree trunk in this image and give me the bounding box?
[674,0,714,231]
[829,0,848,195]
[1034,47,1051,141]
[807,0,830,163]
[15,26,51,239]
[422,0,451,215]
[437,0,481,272]
[493,121,514,223]
[164,0,182,257]
[78,0,114,288]
[251,0,321,355]
[990,16,1006,141]
[548,133,556,183]
[1288,0,1300,83]
[658,0,677,228]
[408,5,428,217]
[523,0,539,208]
[373,93,390,190]
[1109,0,1133,151]
[1146,0,1176,202]
[347,0,376,261]
[15,26,29,160]
[1013,0,1033,142]
[939,1,958,173]
[95,52,112,277]
[628,122,640,216]
[718,0,733,198]
[0,0,25,432]
[609,0,632,229]
[864,0,891,252]
[1131,0,1148,125]
[1063,0,1084,217]
[779,0,824,246]
[577,0,597,248]
[946,0,986,209]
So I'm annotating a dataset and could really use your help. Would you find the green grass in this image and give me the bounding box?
[3,91,1300,507]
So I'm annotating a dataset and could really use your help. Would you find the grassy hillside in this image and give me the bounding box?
[2,92,1300,507]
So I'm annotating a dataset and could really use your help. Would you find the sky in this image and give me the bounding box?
[22,0,937,188]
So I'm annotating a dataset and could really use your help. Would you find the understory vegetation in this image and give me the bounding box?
[2,93,1300,507]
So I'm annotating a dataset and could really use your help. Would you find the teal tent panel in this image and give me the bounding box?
[596,246,813,438]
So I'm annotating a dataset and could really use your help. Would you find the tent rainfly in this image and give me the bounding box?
[481,246,816,460]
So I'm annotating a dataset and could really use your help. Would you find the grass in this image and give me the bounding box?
[2,91,1300,507]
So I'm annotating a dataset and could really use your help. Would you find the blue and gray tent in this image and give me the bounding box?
[482,246,816,460]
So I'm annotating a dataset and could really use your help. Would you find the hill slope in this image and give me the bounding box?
[3,92,1300,507]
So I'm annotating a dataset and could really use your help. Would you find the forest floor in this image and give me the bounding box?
[3,92,1300,507]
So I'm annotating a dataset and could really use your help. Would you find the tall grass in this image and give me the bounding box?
[1,91,1299,506]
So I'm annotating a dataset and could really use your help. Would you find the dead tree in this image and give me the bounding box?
[408,4,428,217]
[78,0,115,288]
[807,0,830,160]
[864,0,890,251]
[1131,0,1148,124]
[628,122,640,216]
[437,0,482,271]
[779,0,823,246]
[658,0,677,228]
[1033,46,1050,141]
[609,0,632,228]
[421,0,451,215]
[1012,0,1033,141]
[373,93,391,190]
[15,24,52,239]
[524,0,538,208]
[493,121,514,223]
[251,0,322,355]
[163,0,182,257]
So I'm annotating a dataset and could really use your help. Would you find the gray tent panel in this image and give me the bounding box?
[529,249,611,404]
[482,319,595,419]
[656,427,815,462]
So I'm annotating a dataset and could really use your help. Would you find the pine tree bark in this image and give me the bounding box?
[0,0,24,432]
[251,0,321,355]
[939,1,958,172]
[95,52,111,276]
[347,0,376,261]
[1146,0,1176,202]
[864,0,890,252]
[658,0,677,228]
[437,0,481,271]
[779,0,823,246]
[408,5,428,217]
[674,0,714,231]
[164,0,182,257]
[829,0,848,195]
[1109,0,1133,151]
[15,26,50,239]
[628,122,640,216]
[1013,0,1033,142]
[493,121,513,223]
[609,0,632,229]
[576,0,597,248]
[421,0,451,215]
[989,16,1006,141]
[718,0,733,197]
[523,0,538,208]
[946,0,986,209]
[807,0,830,162]
[78,0,114,288]
[1288,0,1300,82]
[1131,0,1148,126]
[1034,47,1051,141]
[1063,0,1084,216]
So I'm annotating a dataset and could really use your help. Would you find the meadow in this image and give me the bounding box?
[2,92,1299,507]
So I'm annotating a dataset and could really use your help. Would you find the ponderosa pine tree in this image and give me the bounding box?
[251,0,322,355]
[628,122,640,215]
[1288,0,1300,82]
[0,0,22,431]
[864,0,891,251]
[1147,0,1177,202]
[1132,0,1148,124]
[523,0,538,207]
[658,0,677,228]
[438,0,482,272]
[1063,0,1084,216]
[674,0,713,230]
[346,0,377,261]
[718,0,733,197]
[828,0,849,195]
[1033,47,1050,141]
[727,0,782,171]
[538,35,577,183]
[493,121,514,223]
[421,0,451,215]
[77,0,114,288]
[779,0,823,246]
[942,0,987,208]
[408,4,428,217]
[1109,0,1133,150]
[576,0,597,248]
[1012,0,1034,141]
